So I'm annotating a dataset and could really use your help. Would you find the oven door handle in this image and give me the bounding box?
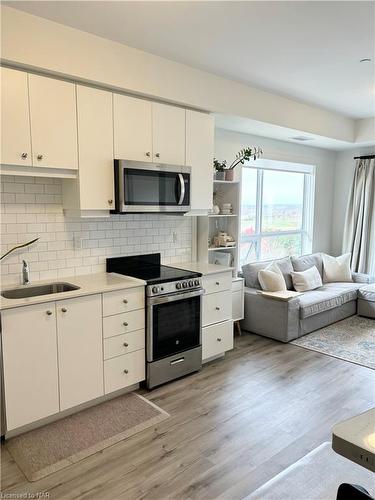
[177,173,185,205]
[148,289,203,306]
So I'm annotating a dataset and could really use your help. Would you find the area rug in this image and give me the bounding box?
[5,392,169,482]
[291,315,375,369]
[247,442,374,500]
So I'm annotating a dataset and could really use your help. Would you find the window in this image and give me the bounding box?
[240,160,315,266]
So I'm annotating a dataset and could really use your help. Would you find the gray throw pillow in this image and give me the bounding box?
[291,253,323,278]
[242,256,293,290]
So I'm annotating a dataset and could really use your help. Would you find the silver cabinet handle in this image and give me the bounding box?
[21,152,28,159]
[123,369,129,374]
[123,342,129,347]
[145,151,151,157]
[217,338,222,342]
[215,306,220,310]
[46,310,53,316]
[61,307,67,313]
[108,199,113,205]
[155,153,160,158]
[37,154,44,160]
[123,299,128,304]
[123,321,128,326]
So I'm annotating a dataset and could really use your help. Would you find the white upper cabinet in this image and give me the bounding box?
[76,85,114,210]
[185,110,214,213]
[1,68,32,166]
[2,303,60,431]
[28,74,78,169]
[113,94,152,162]
[56,294,104,411]
[152,103,185,165]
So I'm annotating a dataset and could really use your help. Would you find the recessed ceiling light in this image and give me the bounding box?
[360,58,372,63]
[290,136,313,142]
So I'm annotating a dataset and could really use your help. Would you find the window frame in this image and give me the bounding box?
[240,161,315,265]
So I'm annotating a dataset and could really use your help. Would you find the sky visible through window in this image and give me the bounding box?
[241,167,308,264]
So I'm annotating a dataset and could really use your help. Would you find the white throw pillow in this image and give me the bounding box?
[322,253,352,283]
[258,262,287,292]
[291,265,323,292]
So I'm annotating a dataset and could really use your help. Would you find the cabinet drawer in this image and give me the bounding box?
[202,290,232,327]
[104,330,145,360]
[202,320,233,361]
[102,287,144,317]
[104,350,145,394]
[203,272,232,295]
[103,309,145,338]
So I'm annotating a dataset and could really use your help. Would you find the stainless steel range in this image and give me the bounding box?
[106,254,203,389]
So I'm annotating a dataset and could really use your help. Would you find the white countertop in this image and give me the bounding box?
[332,408,375,472]
[0,273,146,310]
[179,261,234,276]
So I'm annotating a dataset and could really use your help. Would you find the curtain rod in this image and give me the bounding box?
[353,155,375,159]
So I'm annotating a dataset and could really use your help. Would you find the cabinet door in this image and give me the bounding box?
[2,304,59,431]
[152,103,185,165]
[76,86,114,210]
[56,294,103,411]
[186,110,214,212]
[28,74,78,169]
[113,94,152,162]
[1,68,32,166]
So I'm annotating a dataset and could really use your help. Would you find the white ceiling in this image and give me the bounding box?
[5,1,375,120]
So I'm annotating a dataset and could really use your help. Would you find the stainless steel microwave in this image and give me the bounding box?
[114,160,191,213]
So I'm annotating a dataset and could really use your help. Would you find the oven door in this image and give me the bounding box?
[116,160,190,213]
[147,289,203,362]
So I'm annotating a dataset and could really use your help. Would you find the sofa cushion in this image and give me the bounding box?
[291,253,323,278]
[242,256,293,290]
[298,282,362,319]
[291,265,322,292]
[258,262,287,292]
[358,283,375,303]
[322,253,352,283]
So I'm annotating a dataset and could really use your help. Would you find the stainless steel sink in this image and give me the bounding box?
[1,282,80,299]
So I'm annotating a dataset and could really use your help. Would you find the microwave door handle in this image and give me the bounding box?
[178,173,185,205]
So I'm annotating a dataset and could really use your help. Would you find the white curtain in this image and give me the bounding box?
[343,158,375,274]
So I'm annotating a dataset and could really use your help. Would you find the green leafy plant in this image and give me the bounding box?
[228,147,263,170]
[213,158,227,172]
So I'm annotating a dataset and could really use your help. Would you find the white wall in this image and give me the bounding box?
[0,176,192,286]
[331,146,375,255]
[215,128,337,254]
[1,5,354,143]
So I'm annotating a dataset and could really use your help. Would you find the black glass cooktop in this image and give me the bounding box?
[106,253,201,285]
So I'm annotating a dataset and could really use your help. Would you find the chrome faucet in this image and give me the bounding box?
[22,260,30,285]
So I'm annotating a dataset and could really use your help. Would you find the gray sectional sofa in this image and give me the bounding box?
[241,253,375,343]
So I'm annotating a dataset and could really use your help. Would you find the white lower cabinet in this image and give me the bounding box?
[1,303,60,431]
[202,321,234,361]
[201,271,234,363]
[1,285,145,433]
[104,350,145,394]
[57,294,104,411]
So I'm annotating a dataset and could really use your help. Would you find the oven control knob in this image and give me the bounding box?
[182,282,188,288]
[188,280,193,287]
[194,279,200,286]
[176,282,182,289]
[152,286,159,294]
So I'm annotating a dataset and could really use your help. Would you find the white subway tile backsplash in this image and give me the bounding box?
[1,176,192,285]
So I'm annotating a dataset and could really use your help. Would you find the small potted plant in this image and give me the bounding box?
[213,158,227,180]
[214,147,263,181]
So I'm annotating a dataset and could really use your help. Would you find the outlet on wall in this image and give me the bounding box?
[173,232,178,243]
[73,234,83,250]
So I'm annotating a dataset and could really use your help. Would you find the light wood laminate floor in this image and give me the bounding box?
[1,333,374,499]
